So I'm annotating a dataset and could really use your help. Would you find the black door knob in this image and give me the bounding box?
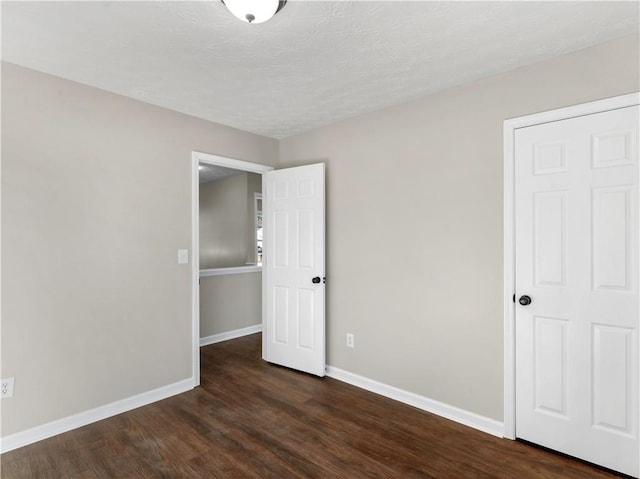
[519,295,532,306]
[312,276,321,284]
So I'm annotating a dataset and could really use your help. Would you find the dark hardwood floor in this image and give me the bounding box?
[1,333,625,478]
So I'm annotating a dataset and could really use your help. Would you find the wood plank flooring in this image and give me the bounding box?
[1,333,626,478]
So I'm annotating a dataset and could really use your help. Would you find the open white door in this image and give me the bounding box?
[263,163,325,376]
[514,106,639,476]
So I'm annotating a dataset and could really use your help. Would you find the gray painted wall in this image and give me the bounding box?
[278,33,640,421]
[200,173,248,269]
[0,62,277,436]
[199,171,262,269]
[200,273,261,338]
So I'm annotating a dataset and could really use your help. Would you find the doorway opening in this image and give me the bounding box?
[191,152,273,386]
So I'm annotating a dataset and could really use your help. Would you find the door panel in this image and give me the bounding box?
[515,106,639,477]
[533,315,568,418]
[592,324,633,435]
[593,186,632,290]
[534,191,567,286]
[263,164,325,377]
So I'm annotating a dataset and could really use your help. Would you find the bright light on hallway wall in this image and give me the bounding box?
[222,0,287,24]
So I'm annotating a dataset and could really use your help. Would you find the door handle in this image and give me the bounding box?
[312,276,321,284]
[519,295,532,306]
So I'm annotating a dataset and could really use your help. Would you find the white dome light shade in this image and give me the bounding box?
[222,0,284,24]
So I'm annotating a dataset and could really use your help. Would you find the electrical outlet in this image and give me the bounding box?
[346,333,355,348]
[1,377,15,398]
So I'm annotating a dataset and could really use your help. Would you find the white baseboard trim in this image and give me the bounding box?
[0,378,193,454]
[200,324,262,347]
[325,366,504,438]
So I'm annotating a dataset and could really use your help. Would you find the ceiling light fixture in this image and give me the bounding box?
[222,0,286,24]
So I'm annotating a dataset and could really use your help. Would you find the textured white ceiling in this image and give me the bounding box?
[2,1,638,139]
[199,163,243,183]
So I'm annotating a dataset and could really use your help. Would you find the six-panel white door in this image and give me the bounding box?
[515,106,639,477]
[263,163,325,376]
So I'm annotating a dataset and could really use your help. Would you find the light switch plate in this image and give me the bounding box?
[178,249,189,264]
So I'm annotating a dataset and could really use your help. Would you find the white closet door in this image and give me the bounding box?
[515,106,639,477]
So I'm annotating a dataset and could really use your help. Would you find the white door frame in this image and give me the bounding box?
[503,92,640,440]
[191,151,273,387]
